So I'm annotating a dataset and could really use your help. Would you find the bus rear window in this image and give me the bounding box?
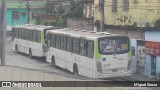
[99,36,129,54]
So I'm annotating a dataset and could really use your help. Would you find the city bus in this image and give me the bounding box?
[12,24,58,58]
[46,28,132,78]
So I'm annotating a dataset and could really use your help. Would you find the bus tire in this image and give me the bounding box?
[29,49,33,59]
[15,45,19,53]
[73,64,79,76]
[52,56,57,68]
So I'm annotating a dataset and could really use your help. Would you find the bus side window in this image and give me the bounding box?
[16,29,19,38]
[60,36,64,50]
[53,34,56,47]
[76,39,80,54]
[80,39,87,56]
[38,31,41,43]
[21,29,23,39]
[29,30,33,41]
[58,35,61,49]
[87,41,94,58]
[55,35,59,48]
[51,34,54,47]
[33,30,37,42]
[19,29,22,39]
[26,30,28,40]
[15,29,17,38]
[63,36,67,50]
[35,31,37,42]
[18,29,20,39]
[23,29,25,40]
[73,38,77,53]
[67,37,72,52]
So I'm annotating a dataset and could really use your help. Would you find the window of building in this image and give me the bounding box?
[112,0,117,12]
[12,11,20,20]
[133,0,139,4]
[123,0,129,11]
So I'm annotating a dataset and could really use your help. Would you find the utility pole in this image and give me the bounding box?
[26,1,30,24]
[99,0,104,32]
[0,0,6,65]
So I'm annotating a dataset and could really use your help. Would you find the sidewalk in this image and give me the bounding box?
[0,66,159,90]
[127,74,158,81]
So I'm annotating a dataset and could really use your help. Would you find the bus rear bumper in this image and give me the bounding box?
[97,70,132,78]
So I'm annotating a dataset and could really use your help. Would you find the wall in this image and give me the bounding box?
[131,39,137,74]
[6,9,27,26]
[94,0,160,27]
[145,30,160,78]
[104,27,145,39]
[83,3,94,18]
[67,18,93,30]
[145,30,160,42]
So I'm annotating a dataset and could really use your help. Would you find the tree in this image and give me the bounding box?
[57,4,65,15]
[65,0,84,18]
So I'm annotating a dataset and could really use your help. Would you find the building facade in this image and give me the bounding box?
[6,0,46,31]
[94,0,160,79]
[94,0,160,28]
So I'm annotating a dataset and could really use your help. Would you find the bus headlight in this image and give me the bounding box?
[127,59,131,71]
[96,61,102,73]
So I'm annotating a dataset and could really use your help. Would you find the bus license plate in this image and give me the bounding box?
[112,69,118,72]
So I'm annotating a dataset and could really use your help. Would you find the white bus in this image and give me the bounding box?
[46,28,132,78]
[12,24,58,58]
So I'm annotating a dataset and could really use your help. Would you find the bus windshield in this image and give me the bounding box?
[99,36,129,54]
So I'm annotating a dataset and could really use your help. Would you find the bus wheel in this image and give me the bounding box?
[52,56,57,68]
[15,45,19,53]
[73,64,79,76]
[29,49,33,59]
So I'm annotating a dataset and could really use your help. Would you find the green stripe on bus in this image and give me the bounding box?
[41,32,44,44]
[128,48,132,59]
[128,40,132,59]
[94,40,101,60]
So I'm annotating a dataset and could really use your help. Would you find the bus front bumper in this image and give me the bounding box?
[97,70,132,78]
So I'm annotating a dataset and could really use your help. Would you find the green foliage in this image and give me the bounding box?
[41,18,67,28]
[35,16,41,25]
[40,0,84,28]
[65,0,84,18]
[41,21,49,26]
[48,21,57,26]
[57,4,65,15]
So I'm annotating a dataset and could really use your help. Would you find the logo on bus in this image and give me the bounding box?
[118,58,126,61]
